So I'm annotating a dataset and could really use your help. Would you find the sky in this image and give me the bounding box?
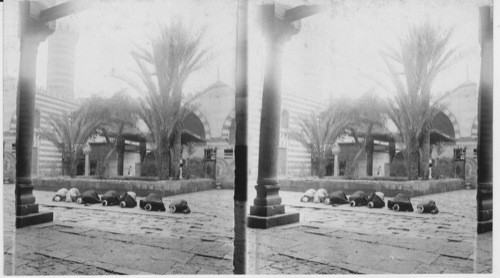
[4,0,238,99]
[269,0,487,102]
[2,0,494,102]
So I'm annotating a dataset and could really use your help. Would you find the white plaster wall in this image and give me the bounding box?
[442,82,477,138]
[356,150,390,177]
[108,152,140,177]
[193,84,234,139]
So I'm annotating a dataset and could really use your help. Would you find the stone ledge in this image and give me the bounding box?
[248,212,300,229]
[16,211,53,228]
[32,177,215,197]
[279,178,463,197]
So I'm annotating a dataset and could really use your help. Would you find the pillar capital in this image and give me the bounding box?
[19,1,55,44]
[262,4,301,45]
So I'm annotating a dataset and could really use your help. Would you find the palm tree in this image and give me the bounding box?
[80,91,140,176]
[336,92,388,176]
[41,108,104,177]
[381,22,461,180]
[123,20,211,180]
[290,110,351,178]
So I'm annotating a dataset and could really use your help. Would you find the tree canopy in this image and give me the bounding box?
[380,22,461,179]
[122,20,212,179]
[41,108,104,177]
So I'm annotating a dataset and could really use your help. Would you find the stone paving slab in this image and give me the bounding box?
[247,189,492,275]
[266,189,478,241]
[3,184,235,275]
[3,184,493,275]
[5,223,234,275]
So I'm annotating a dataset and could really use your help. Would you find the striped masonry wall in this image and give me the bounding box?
[46,24,79,100]
[7,91,77,177]
[248,87,326,180]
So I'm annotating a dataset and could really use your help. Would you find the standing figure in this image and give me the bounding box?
[179,159,184,179]
[429,159,434,179]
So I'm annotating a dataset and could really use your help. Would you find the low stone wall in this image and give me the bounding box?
[32,177,216,197]
[279,178,463,198]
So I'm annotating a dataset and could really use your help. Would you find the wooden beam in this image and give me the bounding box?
[39,0,88,23]
[284,5,326,22]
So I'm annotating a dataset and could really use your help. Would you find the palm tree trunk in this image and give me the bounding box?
[408,134,419,180]
[317,156,326,178]
[170,129,182,179]
[157,135,170,180]
[117,136,125,176]
[365,136,374,176]
[62,156,68,176]
[70,154,78,178]
[420,121,431,180]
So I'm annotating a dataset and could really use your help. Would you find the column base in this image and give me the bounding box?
[247,212,299,229]
[16,211,53,229]
[250,204,285,216]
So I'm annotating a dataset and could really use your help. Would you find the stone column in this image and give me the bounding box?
[16,1,54,228]
[233,0,248,272]
[333,154,339,176]
[247,5,300,229]
[83,144,91,176]
[139,140,147,163]
[365,136,374,176]
[476,6,493,234]
[389,138,396,163]
[332,144,340,176]
[117,137,125,176]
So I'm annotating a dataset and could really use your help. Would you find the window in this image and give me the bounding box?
[453,148,466,160]
[224,148,234,159]
[204,148,216,160]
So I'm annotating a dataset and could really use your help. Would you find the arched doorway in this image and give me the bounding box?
[432,110,456,139]
[183,112,206,140]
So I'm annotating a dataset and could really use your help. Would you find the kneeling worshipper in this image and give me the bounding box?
[120,191,137,208]
[349,191,369,207]
[313,188,328,203]
[300,189,317,202]
[417,199,439,214]
[140,193,166,211]
[324,191,349,206]
[66,188,81,203]
[101,190,121,206]
[52,188,68,202]
[168,199,191,214]
[387,193,414,212]
[77,190,101,205]
[367,192,385,208]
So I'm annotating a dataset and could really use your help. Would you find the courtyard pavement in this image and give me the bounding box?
[247,188,493,274]
[3,184,235,275]
[3,184,493,275]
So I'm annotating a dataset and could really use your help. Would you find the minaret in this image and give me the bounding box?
[46,23,79,100]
